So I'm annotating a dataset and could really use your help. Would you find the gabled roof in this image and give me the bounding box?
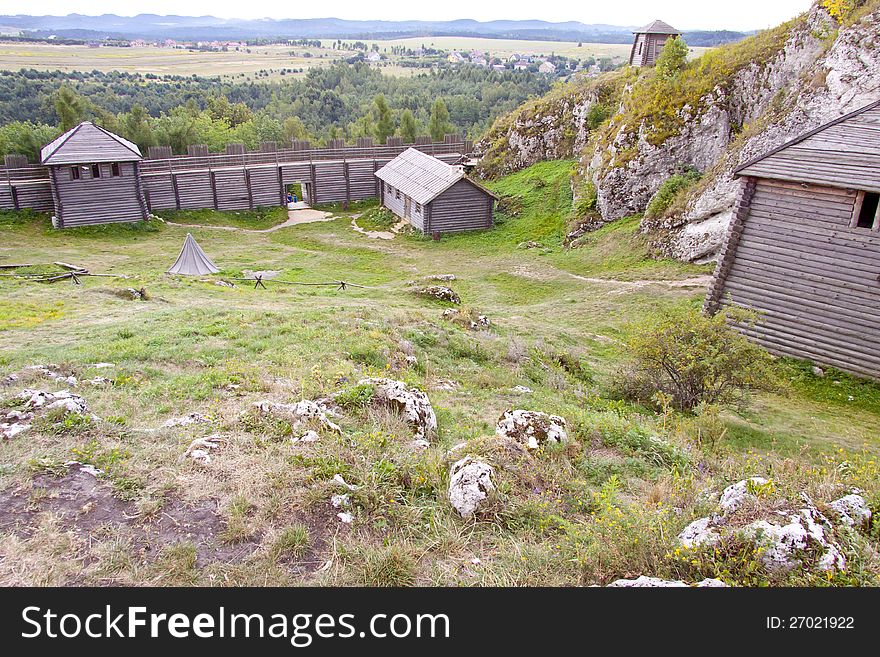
[40,121,142,165]
[374,148,497,205]
[634,19,680,35]
[167,233,220,276]
[735,99,880,193]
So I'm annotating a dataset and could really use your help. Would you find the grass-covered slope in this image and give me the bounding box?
[0,162,877,587]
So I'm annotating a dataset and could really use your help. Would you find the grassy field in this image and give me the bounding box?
[0,160,877,587]
[0,38,706,79]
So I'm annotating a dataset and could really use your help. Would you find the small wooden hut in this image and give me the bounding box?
[40,121,148,228]
[374,148,496,235]
[629,20,681,68]
[705,99,880,379]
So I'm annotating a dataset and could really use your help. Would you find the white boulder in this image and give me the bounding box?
[448,456,495,518]
[828,494,872,528]
[357,378,437,441]
[678,517,721,549]
[496,410,568,450]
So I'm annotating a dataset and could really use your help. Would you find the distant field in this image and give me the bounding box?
[0,38,708,79]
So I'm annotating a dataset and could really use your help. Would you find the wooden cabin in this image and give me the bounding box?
[705,99,880,379]
[40,121,148,228]
[629,20,681,68]
[374,148,496,235]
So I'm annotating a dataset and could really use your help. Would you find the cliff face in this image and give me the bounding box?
[474,72,627,178]
[476,1,880,262]
[655,4,880,261]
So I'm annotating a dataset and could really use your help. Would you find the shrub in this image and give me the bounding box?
[335,383,375,410]
[655,36,689,79]
[645,168,701,218]
[614,308,776,412]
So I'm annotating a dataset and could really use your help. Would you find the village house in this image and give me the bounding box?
[705,100,880,379]
[629,19,681,67]
[40,121,148,228]
[538,61,556,74]
[447,51,465,64]
[374,148,496,235]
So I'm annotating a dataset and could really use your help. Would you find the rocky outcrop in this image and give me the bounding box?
[477,2,880,262]
[658,3,880,261]
[676,480,861,576]
[475,72,626,178]
[448,456,495,518]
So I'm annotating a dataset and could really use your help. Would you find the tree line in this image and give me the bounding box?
[0,63,550,160]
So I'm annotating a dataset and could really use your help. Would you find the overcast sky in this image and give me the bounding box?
[2,0,814,31]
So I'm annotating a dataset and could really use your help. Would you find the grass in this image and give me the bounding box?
[0,159,877,587]
[159,206,289,230]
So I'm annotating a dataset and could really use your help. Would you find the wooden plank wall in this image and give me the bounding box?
[427,180,495,233]
[53,162,146,227]
[0,142,468,217]
[712,177,880,379]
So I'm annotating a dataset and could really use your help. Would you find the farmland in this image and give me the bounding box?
[0,37,706,80]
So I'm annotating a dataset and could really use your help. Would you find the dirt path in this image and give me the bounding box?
[165,208,335,234]
[349,215,408,240]
[566,272,712,291]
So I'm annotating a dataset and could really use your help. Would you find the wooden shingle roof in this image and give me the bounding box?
[634,20,680,35]
[375,148,496,204]
[41,121,142,165]
[735,100,880,193]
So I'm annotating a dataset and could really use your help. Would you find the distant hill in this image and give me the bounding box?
[0,13,751,45]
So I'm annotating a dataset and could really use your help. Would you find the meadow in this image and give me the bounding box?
[0,160,877,586]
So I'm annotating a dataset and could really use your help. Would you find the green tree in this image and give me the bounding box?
[0,121,59,161]
[428,98,450,142]
[53,85,88,131]
[656,36,689,79]
[282,116,309,143]
[121,105,155,152]
[399,109,417,143]
[372,94,394,144]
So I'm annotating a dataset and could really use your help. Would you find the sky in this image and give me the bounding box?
[1,0,815,31]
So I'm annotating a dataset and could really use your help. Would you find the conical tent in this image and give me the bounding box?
[167,233,220,275]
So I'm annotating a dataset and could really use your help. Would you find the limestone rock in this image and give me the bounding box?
[719,477,769,514]
[448,456,495,518]
[742,506,845,573]
[678,517,721,549]
[357,378,437,441]
[251,399,342,434]
[415,285,461,304]
[607,576,730,587]
[495,409,568,450]
[163,413,210,429]
[828,494,872,528]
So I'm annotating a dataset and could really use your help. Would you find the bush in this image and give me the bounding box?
[614,308,776,412]
[645,168,701,218]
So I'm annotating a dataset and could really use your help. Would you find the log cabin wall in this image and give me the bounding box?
[710,178,880,379]
[427,179,495,233]
[52,161,146,227]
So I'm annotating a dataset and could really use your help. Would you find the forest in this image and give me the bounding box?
[0,63,550,160]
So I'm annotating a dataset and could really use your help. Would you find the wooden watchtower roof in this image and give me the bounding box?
[633,19,680,36]
[40,121,142,166]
